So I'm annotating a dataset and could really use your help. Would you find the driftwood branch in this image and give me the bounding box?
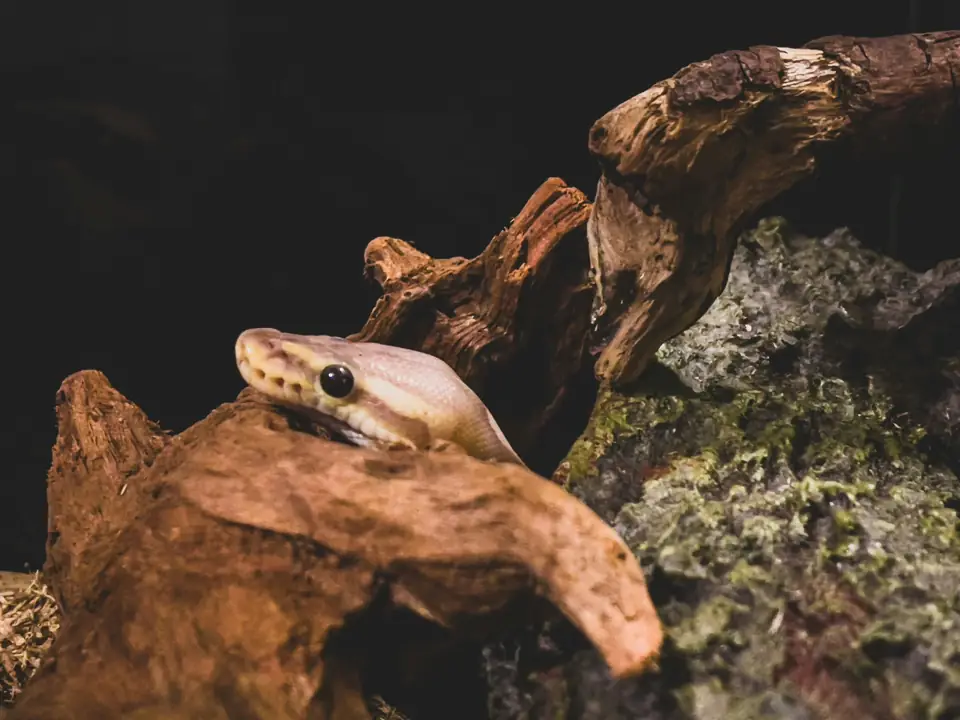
[350,177,596,475]
[587,31,960,387]
[9,363,661,718]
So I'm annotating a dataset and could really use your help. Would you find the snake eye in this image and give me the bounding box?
[319,364,354,398]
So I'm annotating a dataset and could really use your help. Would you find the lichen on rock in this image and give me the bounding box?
[490,219,960,719]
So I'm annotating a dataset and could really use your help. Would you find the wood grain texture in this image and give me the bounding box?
[351,177,597,476]
[8,373,662,719]
[587,31,960,387]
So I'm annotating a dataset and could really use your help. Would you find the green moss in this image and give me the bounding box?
[559,364,960,717]
[560,319,960,713]
[561,388,636,481]
[727,559,773,588]
[673,596,751,653]
[492,221,960,718]
[676,680,729,720]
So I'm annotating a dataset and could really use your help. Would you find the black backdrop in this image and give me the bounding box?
[1,1,957,570]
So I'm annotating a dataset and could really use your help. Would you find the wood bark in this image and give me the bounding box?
[350,177,596,476]
[587,31,960,388]
[8,208,660,719]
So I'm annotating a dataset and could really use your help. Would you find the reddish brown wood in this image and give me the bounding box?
[350,177,597,475]
[10,371,662,719]
[587,31,960,387]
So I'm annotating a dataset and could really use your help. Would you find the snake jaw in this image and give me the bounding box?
[291,404,413,452]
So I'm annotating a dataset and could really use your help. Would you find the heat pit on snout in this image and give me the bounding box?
[256,373,316,405]
[236,347,318,407]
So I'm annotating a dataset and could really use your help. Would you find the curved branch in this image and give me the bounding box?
[587,31,960,387]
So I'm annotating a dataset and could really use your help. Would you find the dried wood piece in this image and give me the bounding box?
[587,31,960,387]
[350,177,596,475]
[178,413,663,678]
[45,370,169,613]
[11,371,662,719]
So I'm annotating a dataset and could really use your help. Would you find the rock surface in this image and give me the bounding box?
[485,218,960,720]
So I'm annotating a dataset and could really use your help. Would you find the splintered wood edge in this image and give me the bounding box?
[348,177,596,471]
[352,176,591,349]
[585,32,960,387]
[176,416,663,678]
[45,370,170,611]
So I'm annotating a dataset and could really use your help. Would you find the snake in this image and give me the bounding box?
[235,328,526,467]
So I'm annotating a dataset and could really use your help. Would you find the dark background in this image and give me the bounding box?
[1,1,957,571]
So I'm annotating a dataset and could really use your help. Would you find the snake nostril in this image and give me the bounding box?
[290,383,303,394]
[272,377,286,389]
[253,368,266,380]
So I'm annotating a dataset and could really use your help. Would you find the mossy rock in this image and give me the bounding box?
[485,219,960,720]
